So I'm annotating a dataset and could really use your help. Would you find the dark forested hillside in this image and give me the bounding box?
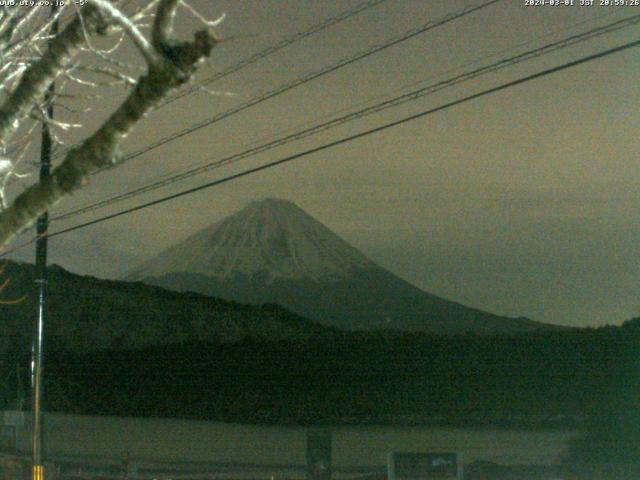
[3,313,638,475]
[0,261,334,355]
[1,260,637,475]
[19,319,638,431]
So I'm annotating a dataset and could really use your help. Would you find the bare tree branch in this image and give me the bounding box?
[88,0,160,65]
[0,6,109,147]
[152,0,180,49]
[0,1,220,246]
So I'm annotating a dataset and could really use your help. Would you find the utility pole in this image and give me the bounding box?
[31,6,58,480]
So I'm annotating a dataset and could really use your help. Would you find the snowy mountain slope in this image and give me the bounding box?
[127,198,374,283]
[127,198,551,334]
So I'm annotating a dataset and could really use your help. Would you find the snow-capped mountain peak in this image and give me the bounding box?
[126,198,549,334]
[127,198,374,283]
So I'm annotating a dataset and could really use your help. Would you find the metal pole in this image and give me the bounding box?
[31,6,58,480]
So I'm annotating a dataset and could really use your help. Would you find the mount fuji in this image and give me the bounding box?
[126,198,548,334]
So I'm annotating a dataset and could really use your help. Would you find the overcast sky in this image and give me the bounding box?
[6,0,640,327]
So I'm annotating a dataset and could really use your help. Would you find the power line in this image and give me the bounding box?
[48,0,390,163]
[51,12,640,223]
[158,0,391,109]
[0,0,502,257]
[90,0,503,173]
[26,38,638,248]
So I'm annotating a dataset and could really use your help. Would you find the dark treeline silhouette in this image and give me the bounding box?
[3,320,633,425]
[1,318,638,475]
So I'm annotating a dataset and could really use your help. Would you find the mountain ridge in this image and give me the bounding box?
[0,260,335,355]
